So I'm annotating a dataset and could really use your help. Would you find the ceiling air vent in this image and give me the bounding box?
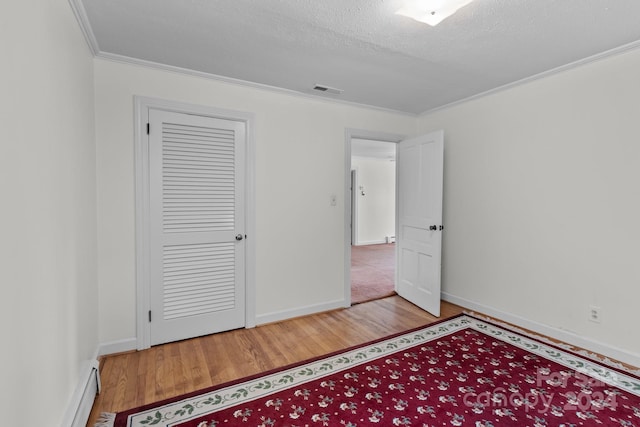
[313,84,343,95]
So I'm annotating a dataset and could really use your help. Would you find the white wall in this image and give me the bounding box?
[0,1,98,425]
[94,59,416,343]
[352,157,396,244]
[419,48,640,362]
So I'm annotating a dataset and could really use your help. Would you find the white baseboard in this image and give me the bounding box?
[99,301,348,354]
[256,299,346,325]
[60,356,100,427]
[442,292,640,368]
[99,337,137,356]
[354,240,388,246]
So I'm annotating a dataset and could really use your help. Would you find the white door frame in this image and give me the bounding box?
[350,169,358,246]
[134,96,256,350]
[343,128,406,307]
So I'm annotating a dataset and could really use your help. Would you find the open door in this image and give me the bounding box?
[396,130,444,316]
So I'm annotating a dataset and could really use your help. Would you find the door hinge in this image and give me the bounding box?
[146,123,150,135]
[148,310,152,322]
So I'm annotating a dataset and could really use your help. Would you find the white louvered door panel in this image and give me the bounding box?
[149,109,246,346]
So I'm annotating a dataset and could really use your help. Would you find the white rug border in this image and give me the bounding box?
[464,310,640,377]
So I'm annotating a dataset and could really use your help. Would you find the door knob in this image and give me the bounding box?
[429,225,437,231]
[235,234,244,241]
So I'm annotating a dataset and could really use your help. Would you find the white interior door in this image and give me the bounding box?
[396,130,444,316]
[148,109,246,345]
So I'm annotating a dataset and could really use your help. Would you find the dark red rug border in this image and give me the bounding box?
[110,312,639,426]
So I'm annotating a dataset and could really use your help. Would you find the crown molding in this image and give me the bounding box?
[420,38,640,117]
[68,0,640,118]
[66,0,414,118]
[94,52,416,117]
[68,0,100,55]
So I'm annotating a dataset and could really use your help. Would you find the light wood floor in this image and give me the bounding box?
[86,296,464,426]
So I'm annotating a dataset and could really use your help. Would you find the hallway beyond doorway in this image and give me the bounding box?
[351,243,395,304]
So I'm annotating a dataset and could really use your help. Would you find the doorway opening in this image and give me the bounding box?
[344,129,445,316]
[134,96,256,350]
[349,137,398,305]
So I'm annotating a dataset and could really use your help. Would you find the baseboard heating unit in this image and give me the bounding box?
[61,359,101,427]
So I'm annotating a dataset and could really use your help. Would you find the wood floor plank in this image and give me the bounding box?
[86,296,463,426]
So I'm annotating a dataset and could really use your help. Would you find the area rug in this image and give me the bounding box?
[98,315,640,426]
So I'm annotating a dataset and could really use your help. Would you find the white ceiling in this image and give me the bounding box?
[352,139,397,160]
[79,0,640,114]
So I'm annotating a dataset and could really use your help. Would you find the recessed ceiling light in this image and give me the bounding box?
[396,0,474,26]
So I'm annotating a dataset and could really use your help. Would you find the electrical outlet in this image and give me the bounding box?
[588,305,602,323]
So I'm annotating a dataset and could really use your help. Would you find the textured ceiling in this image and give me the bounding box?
[80,0,640,114]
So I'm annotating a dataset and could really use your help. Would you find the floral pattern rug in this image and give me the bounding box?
[100,315,640,427]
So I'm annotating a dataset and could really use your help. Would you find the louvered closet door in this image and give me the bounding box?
[148,109,246,346]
